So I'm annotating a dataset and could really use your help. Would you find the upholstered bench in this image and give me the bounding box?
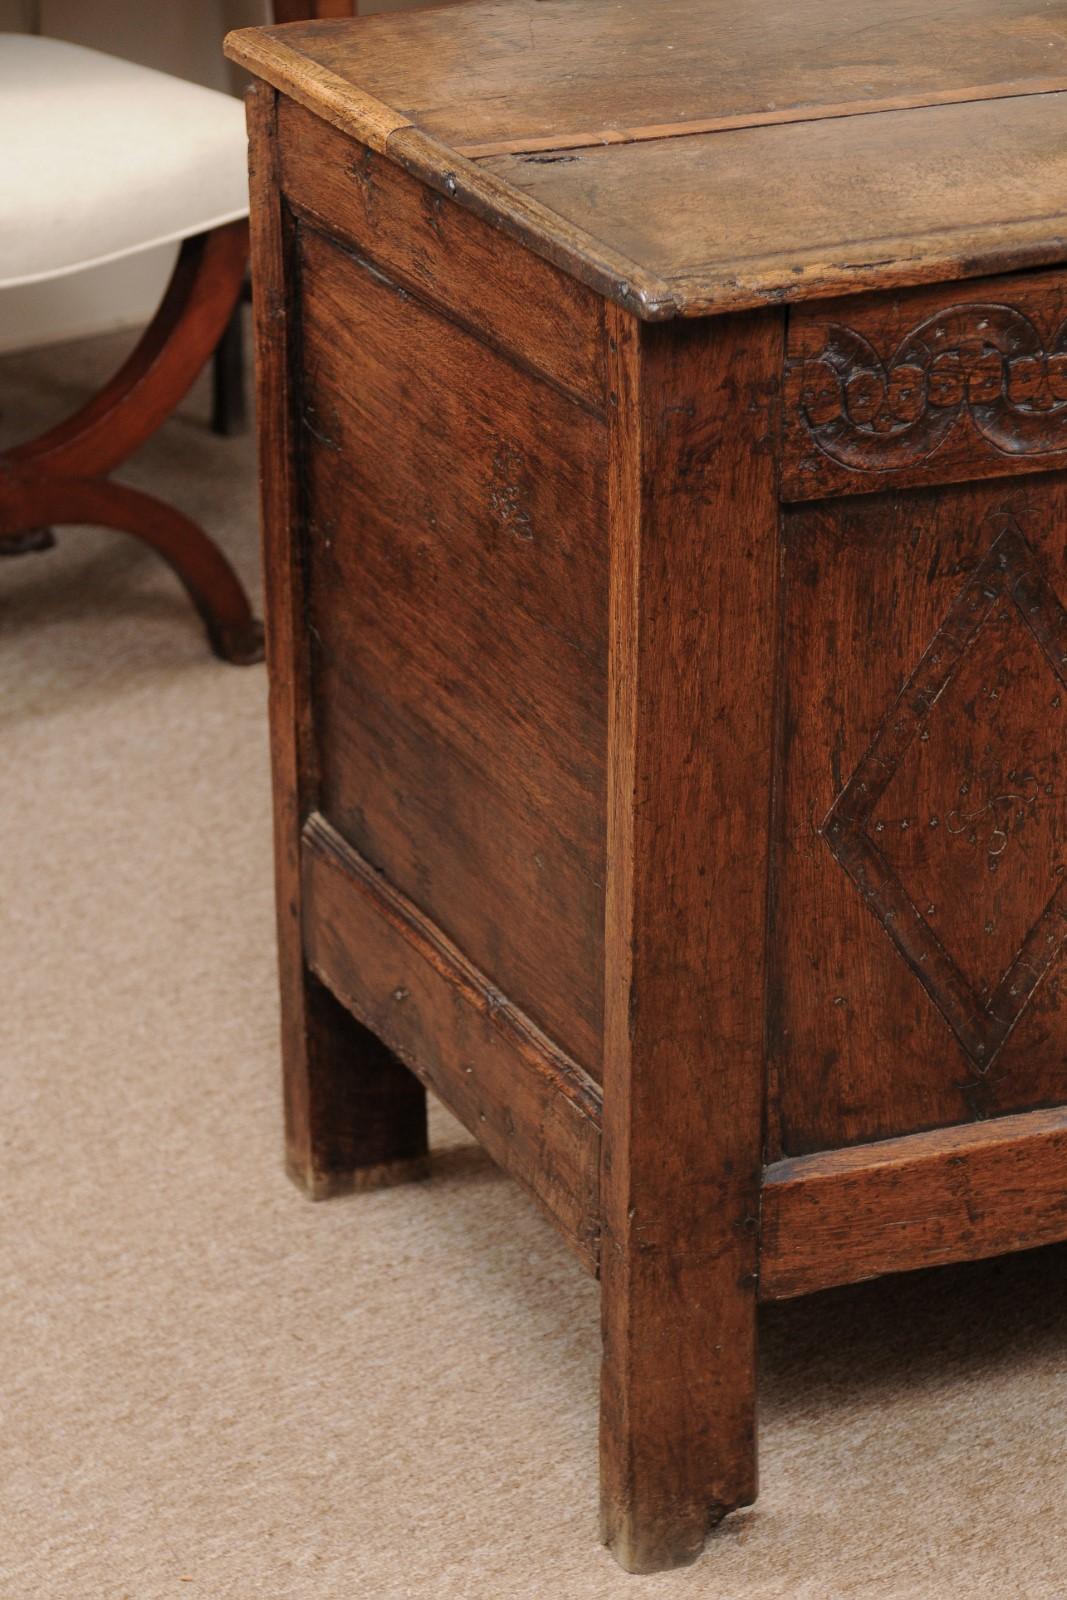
[0,35,261,660]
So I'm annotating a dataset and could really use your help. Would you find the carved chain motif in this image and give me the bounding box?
[794,304,1067,470]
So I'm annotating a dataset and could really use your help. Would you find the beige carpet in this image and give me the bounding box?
[2,328,1066,1600]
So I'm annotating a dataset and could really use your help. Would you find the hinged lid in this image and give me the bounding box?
[227,0,1067,318]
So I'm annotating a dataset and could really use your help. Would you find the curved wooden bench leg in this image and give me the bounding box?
[0,221,260,659]
[0,473,264,665]
[211,299,248,437]
[10,223,250,480]
[0,525,56,556]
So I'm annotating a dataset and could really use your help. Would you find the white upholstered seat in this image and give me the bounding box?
[0,34,249,290]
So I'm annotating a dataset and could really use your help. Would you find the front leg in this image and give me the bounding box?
[599,305,779,1570]
[247,84,426,1200]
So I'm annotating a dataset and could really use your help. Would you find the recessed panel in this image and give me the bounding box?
[297,224,608,1076]
[771,477,1067,1155]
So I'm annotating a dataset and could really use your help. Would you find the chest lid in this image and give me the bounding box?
[227,0,1067,318]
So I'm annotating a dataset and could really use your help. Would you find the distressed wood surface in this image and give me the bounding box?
[770,479,1067,1158]
[234,27,407,153]
[277,101,606,408]
[784,271,1067,500]
[226,0,1067,318]
[761,1106,1067,1298]
[235,0,1067,154]
[387,123,674,322]
[599,305,781,1572]
[296,217,609,1076]
[302,814,602,1268]
[248,84,429,1198]
[481,94,1067,317]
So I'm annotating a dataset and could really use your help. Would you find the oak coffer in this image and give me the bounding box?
[227,0,1067,1572]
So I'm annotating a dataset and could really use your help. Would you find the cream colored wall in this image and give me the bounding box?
[38,0,270,91]
[0,0,34,28]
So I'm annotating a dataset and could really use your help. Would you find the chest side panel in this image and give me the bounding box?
[291,206,608,1080]
[277,99,605,408]
[771,468,1067,1156]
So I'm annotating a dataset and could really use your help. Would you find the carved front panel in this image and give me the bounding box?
[783,271,1067,501]
[824,521,1067,1072]
[770,482,1067,1157]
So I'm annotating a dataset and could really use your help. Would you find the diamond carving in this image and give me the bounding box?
[824,520,1067,1071]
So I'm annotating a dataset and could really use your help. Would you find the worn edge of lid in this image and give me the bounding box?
[225,27,1067,321]
[224,25,679,318]
[664,227,1067,317]
[225,27,410,153]
[386,126,677,319]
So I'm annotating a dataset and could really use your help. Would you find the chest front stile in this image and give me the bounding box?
[599,307,783,1569]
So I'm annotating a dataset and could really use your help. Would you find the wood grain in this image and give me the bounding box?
[277,100,605,408]
[761,1106,1067,1298]
[481,93,1067,318]
[302,813,602,1269]
[231,27,408,153]
[248,83,429,1198]
[455,82,1067,159]
[231,0,1067,156]
[238,18,1067,1568]
[297,221,609,1076]
[770,479,1067,1157]
[598,305,782,1572]
[388,123,673,323]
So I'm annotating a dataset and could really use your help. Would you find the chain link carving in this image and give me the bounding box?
[794,304,1067,470]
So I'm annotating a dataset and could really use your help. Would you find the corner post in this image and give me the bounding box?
[599,302,782,1570]
[247,83,428,1198]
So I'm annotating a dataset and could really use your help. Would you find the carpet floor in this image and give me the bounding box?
[2,327,1066,1600]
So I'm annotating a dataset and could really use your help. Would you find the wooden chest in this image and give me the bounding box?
[228,0,1067,1571]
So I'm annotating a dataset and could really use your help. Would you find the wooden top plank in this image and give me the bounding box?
[479,94,1067,316]
[230,0,1067,150]
[226,0,1067,317]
